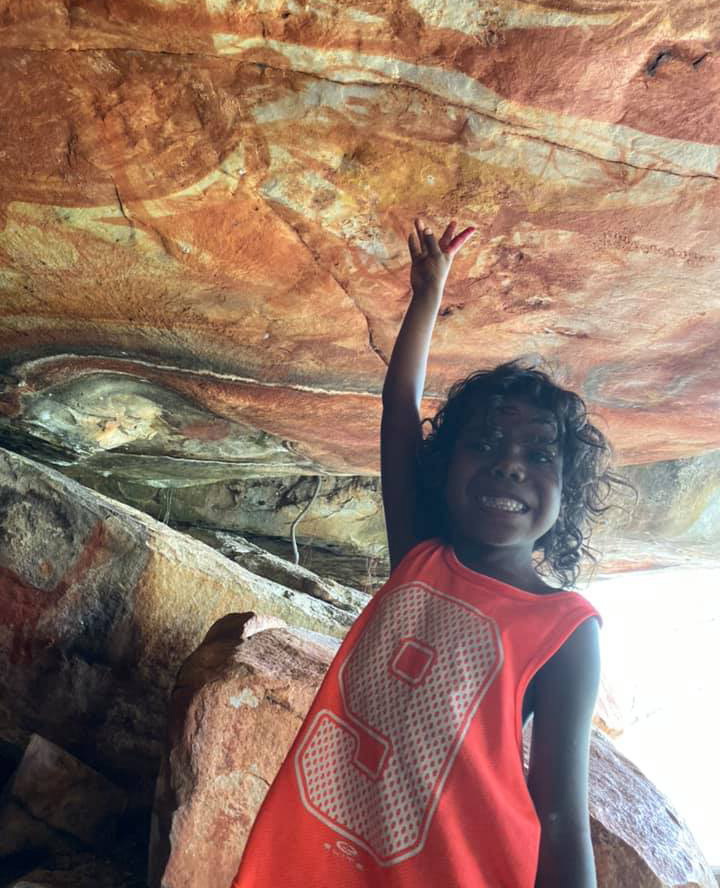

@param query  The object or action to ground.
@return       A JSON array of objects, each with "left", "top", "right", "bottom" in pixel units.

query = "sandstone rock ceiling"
[{"left": 0, "top": 0, "right": 719, "bottom": 566}]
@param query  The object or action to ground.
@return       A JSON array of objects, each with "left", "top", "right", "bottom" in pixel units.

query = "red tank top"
[{"left": 231, "top": 539, "right": 601, "bottom": 888}]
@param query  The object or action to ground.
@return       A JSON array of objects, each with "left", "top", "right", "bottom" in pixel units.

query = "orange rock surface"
[{"left": 1, "top": 0, "right": 719, "bottom": 475}]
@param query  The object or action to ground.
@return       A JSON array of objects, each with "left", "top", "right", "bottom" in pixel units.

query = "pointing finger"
[{"left": 447, "top": 226, "right": 476, "bottom": 255}]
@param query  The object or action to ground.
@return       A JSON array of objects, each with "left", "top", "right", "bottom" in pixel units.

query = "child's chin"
[{"left": 471, "top": 527, "right": 528, "bottom": 547}]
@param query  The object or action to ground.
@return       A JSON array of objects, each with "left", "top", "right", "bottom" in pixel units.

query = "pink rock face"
[
  {"left": 588, "top": 731, "right": 717, "bottom": 888},
  {"left": 0, "top": 447, "right": 356, "bottom": 802},
  {"left": 149, "top": 623, "right": 335, "bottom": 888},
  {"left": 0, "top": 0, "right": 718, "bottom": 475}
]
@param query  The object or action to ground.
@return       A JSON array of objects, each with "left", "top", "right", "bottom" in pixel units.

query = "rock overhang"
[{"left": 1, "top": 0, "right": 719, "bottom": 571}]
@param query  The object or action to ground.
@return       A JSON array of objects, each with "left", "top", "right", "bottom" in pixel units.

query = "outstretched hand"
[{"left": 408, "top": 218, "right": 476, "bottom": 297}]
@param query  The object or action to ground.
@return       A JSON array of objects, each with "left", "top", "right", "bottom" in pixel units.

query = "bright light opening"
[{"left": 584, "top": 567, "right": 719, "bottom": 866}]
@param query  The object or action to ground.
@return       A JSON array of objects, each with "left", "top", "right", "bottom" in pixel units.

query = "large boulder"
[
  {"left": 588, "top": 731, "right": 716, "bottom": 888},
  {"left": 148, "top": 619, "right": 336, "bottom": 888},
  {"left": 0, "top": 447, "right": 358, "bottom": 801}
]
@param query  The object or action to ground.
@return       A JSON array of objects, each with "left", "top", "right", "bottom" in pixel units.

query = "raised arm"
[{"left": 381, "top": 219, "right": 475, "bottom": 571}]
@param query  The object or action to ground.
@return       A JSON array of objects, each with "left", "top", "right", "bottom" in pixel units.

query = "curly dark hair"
[{"left": 415, "top": 360, "right": 632, "bottom": 588}]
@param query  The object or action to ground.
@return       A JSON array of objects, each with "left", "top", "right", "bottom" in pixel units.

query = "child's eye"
[{"left": 531, "top": 450, "right": 556, "bottom": 463}]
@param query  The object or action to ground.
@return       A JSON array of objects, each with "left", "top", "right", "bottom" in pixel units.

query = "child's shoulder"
[
  {"left": 381, "top": 536, "right": 446, "bottom": 583},
  {"left": 531, "top": 577, "right": 575, "bottom": 597}
]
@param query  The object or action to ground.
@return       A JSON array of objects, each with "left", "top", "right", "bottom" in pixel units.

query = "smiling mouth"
[{"left": 477, "top": 495, "right": 528, "bottom": 513}]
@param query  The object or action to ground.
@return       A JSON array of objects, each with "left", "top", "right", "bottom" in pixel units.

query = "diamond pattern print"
[{"left": 295, "top": 582, "right": 503, "bottom": 865}]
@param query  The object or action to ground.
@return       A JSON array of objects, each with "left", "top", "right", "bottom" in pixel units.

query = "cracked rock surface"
[
  {"left": 148, "top": 623, "right": 337, "bottom": 888},
  {"left": 0, "top": 447, "right": 360, "bottom": 806}
]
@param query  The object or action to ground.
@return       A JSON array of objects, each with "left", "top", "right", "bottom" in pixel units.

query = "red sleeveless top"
[{"left": 231, "top": 539, "right": 601, "bottom": 888}]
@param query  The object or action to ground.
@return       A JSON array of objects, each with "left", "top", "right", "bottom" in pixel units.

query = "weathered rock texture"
[
  {"left": 0, "top": 447, "right": 358, "bottom": 801},
  {"left": 187, "top": 528, "right": 372, "bottom": 608},
  {"left": 588, "top": 731, "right": 717, "bottom": 888},
  {"left": 0, "top": 2, "right": 718, "bottom": 876},
  {"left": 0, "top": 734, "right": 127, "bottom": 857},
  {"left": 154, "top": 623, "right": 716, "bottom": 888},
  {"left": 192, "top": 527, "right": 389, "bottom": 594},
  {"left": 1, "top": 1, "right": 719, "bottom": 569},
  {"left": 149, "top": 621, "right": 336, "bottom": 888},
  {"left": 46, "top": 446, "right": 720, "bottom": 585}
]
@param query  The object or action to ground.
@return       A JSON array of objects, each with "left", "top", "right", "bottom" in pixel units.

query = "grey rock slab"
[
  {"left": 6, "top": 734, "right": 127, "bottom": 849},
  {"left": 0, "top": 447, "right": 357, "bottom": 800},
  {"left": 187, "top": 527, "right": 371, "bottom": 615}
]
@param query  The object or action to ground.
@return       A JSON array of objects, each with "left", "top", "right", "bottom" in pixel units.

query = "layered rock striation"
[
  {"left": 1, "top": 0, "right": 719, "bottom": 489},
  {"left": 0, "top": 3, "right": 719, "bottom": 881}
]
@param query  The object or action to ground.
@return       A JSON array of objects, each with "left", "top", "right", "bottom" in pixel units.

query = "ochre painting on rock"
[{"left": 1, "top": 0, "right": 719, "bottom": 480}]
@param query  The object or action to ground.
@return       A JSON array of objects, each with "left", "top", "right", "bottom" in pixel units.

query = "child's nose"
[{"left": 490, "top": 455, "right": 527, "bottom": 483}]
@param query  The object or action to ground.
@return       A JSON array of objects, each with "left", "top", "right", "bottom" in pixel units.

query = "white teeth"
[{"left": 479, "top": 496, "right": 526, "bottom": 513}]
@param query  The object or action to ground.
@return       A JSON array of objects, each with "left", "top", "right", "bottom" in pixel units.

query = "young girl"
[{"left": 232, "top": 219, "right": 621, "bottom": 888}]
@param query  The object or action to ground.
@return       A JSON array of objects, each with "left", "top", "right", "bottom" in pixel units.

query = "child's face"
[{"left": 444, "top": 397, "right": 563, "bottom": 553}]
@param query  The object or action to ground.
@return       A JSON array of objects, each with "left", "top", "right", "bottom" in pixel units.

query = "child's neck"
[{"left": 450, "top": 539, "right": 559, "bottom": 595}]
